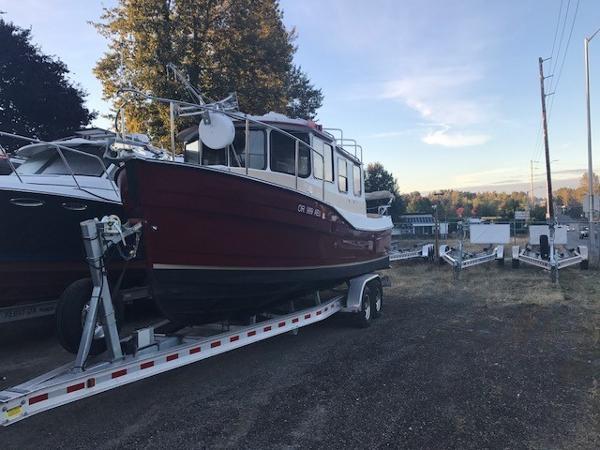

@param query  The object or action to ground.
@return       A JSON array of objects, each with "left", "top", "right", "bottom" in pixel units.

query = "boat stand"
[
  {"left": 389, "top": 243, "right": 434, "bottom": 262},
  {"left": 439, "top": 244, "right": 504, "bottom": 279},
  {"left": 0, "top": 219, "right": 384, "bottom": 426},
  {"left": 511, "top": 223, "right": 588, "bottom": 283}
]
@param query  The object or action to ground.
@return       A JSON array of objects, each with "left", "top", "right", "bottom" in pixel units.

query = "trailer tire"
[
  {"left": 369, "top": 280, "right": 383, "bottom": 319},
  {"left": 353, "top": 287, "right": 372, "bottom": 328},
  {"left": 581, "top": 259, "right": 589, "bottom": 270},
  {"left": 56, "top": 278, "right": 120, "bottom": 355},
  {"left": 512, "top": 259, "right": 520, "bottom": 269}
]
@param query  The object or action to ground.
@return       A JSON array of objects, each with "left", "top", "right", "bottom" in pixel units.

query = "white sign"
[
  {"left": 515, "top": 210, "right": 529, "bottom": 220},
  {"left": 528, "top": 225, "right": 567, "bottom": 245},
  {"left": 469, "top": 224, "right": 511, "bottom": 244}
]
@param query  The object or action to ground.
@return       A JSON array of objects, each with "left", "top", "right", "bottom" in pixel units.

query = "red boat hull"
[{"left": 119, "top": 159, "right": 391, "bottom": 324}]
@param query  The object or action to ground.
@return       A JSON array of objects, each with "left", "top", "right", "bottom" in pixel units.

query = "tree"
[
  {"left": 285, "top": 66, "right": 323, "bottom": 120},
  {"left": 364, "top": 162, "right": 404, "bottom": 218},
  {"left": 0, "top": 18, "right": 95, "bottom": 149},
  {"left": 364, "top": 162, "right": 398, "bottom": 195},
  {"left": 93, "top": 0, "right": 323, "bottom": 146}
]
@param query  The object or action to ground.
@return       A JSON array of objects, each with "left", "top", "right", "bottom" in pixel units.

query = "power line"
[
  {"left": 548, "top": 0, "right": 571, "bottom": 92},
  {"left": 531, "top": 0, "right": 566, "bottom": 163},
  {"left": 547, "top": 0, "right": 580, "bottom": 118}
]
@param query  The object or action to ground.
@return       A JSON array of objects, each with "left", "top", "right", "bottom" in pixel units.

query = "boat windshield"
[{"left": 16, "top": 144, "right": 110, "bottom": 177}]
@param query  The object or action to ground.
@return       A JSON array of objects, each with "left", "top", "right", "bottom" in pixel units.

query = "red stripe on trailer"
[
  {"left": 28, "top": 393, "right": 48, "bottom": 405},
  {"left": 86, "top": 378, "right": 96, "bottom": 388},
  {"left": 166, "top": 354, "right": 179, "bottom": 362},
  {"left": 66, "top": 382, "right": 85, "bottom": 393},
  {"left": 189, "top": 347, "right": 201, "bottom": 355},
  {"left": 264, "top": 326, "right": 272, "bottom": 332},
  {"left": 247, "top": 330, "right": 256, "bottom": 337},
  {"left": 112, "top": 369, "right": 127, "bottom": 379},
  {"left": 292, "top": 318, "right": 299, "bottom": 323},
  {"left": 278, "top": 321, "right": 286, "bottom": 328},
  {"left": 140, "top": 361, "right": 154, "bottom": 369},
  {"left": 230, "top": 335, "right": 239, "bottom": 342},
  {"left": 211, "top": 341, "right": 221, "bottom": 348},
  {"left": 305, "top": 314, "right": 311, "bottom": 319},
  {"left": 316, "top": 310, "right": 322, "bottom": 316}
]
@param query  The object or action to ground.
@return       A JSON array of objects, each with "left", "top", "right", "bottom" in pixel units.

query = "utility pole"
[
  {"left": 538, "top": 57, "right": 554, "bottom": 219},
  {"left": 584, "top": 28, "right": 600, "bottom": 263}
]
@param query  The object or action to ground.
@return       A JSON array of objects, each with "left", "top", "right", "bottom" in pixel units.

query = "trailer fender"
[
  {"left": 341, "top": 273, "right": 380, "bottom": 314},
  {"left": 511, "top": 246, "right": 520, "bottom": 268},
  {"left": 495, "top": 245, "right": 504, "bottom": 259}
]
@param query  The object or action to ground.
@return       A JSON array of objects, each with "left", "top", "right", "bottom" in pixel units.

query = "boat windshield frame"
[{"left": 0, "top": 131, "right": 119, "bottom": 198}]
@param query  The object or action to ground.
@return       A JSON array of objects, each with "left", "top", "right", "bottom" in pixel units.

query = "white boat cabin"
[{"left": 180, "top": 113, "right": 369, "bottom": 219}]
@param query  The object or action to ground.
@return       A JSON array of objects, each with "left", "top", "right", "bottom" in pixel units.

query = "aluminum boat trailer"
[
  {"left": 439, "top": 244, "right": 504, "bottom": 278},
  {"left": 389, "top": 242, "right": 434, "bottom": 262},
  {"left": 0, "top": 218, "right": 385, "bottom": 426},
  {"left": 511, "top": 224, "right": 588, "bottom": 283}
]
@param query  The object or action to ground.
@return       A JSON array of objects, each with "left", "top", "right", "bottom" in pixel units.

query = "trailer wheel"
[
  {"left": 353, "top": 288, "right": 372, "bottom": 328},
  {"left": 580, "top": 259, "right": 589, "bottom": 270},
  {"left": 369, "top": 280, "right": 383, "bottom": 319},
  {"left": 512, "top": 258, "right": 520, "bottom": 269},
  {"left": 56, "top": 278, "right": 120, "bottom": 355}
]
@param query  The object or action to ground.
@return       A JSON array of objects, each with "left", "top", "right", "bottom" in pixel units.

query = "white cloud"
[
  {"left": 422, "top": 129, "right": 490, "bottom": 147},
  {"left": 380, "top": 67, "right": 487, "bottom": 126}
]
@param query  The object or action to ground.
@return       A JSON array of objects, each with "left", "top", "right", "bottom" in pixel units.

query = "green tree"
[
  {"left": 364, "top": 162, "right": 398, "bottom": 195},
  {"left": 0, "top": 18, "right": 95, "bottom": 149},
  {"left": 93, "top": 0, "right": 323, "bottom": 146},
  {"left": 364, "top": 162, "right": 403, "bottom": 219}
]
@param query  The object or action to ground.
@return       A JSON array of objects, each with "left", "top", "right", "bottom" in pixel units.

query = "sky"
[{"left": 2, "top": 0, "right": 600, "bottom": 195}]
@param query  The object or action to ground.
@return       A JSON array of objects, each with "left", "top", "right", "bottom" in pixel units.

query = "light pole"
[{"left": 585, "top": 28, "right": 600, "bottom": 259}]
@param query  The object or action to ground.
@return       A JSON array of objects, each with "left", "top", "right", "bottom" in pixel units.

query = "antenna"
[{"left": 166, "top": 63, "right": 205, "bottom": 105}]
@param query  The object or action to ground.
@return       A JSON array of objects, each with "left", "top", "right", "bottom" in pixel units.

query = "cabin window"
[
  {"left": 184, "top": 140, "right": 200, "bottom": 164},
  {"left": 270, "top": 131, "right": 311, "bottom": 177},
  {"left": 201, "top": 144, "right": 227, "bottom": 166},
  {"left": 229, "top": 129, "right": 267, "bottom": 169},
  {"left": 353, "top": 164, "right": 362, "bottom": 196},
  {"left": 314, "top": 140, "right": 334, "bottom": 182},
  {"left": 17, "top": 146, "right": 108, "bottom": 177},
  {"left": 338, "top": 157, "right": 348, "bottom": 192}
]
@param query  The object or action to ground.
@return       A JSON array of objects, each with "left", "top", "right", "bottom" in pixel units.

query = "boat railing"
[
  {"left": 323, "top": 128, "right": 363, "bottom": 162},
  {"left": 121, "top": 89, "right": 328, "bottom": 202},
  {"left": 0, "top": 130, "right": 119, "bottom": 199}
]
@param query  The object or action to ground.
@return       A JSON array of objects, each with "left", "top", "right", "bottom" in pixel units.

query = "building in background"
[{"left": 396, "top": 213, "right": 448, "bottom": 237}]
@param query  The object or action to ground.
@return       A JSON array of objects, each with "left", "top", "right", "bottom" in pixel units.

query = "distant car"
[{"left": 580, "top": 227, "right": 589, "bottom": 239}]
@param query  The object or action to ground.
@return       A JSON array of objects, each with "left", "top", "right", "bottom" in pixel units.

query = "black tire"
[
  {"left": 581, "top": 259, "right": 589, "bottom": 270},
  {"left": 369, "top": 280, "right": 383, "bottom": 319},
  {"left": 512, "top": 258, "right": 520, "bottom": 269},
  {"left": 497, "top": 257, "right": 504, "bottom": 267},
  {"left": 55, "top": 278, "right": 120, "bottom": 355},
  {"left": 353, "top": 287, "right": 372, "bottom": 328},
  {"left": 540, "top": 235, "right": 550, "bottom": 260}
]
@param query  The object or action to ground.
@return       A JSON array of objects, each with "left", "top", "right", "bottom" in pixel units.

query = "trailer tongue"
[{"left": 1, "top": 217, "right": 384, "bottom": 426}]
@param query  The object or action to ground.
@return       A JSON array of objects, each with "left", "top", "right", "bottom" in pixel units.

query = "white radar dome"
[{"left": 198, "top": 112, "right": 235, "bottom": 149}]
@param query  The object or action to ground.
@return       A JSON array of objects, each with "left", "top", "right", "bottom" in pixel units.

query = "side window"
[
  {"left": 338, "top": 157, "right": 348, "bottom": 192},
  {"left": 184, "top": 140, "right": 200, "bottom": 165},
  {"left": 353, "top": 164, "right": 361, "bottom": 196},
  {"left": 270, "top": 131, "right": 310, "bottom": 177},
  {"left": 201, "top": 143, "right": 227, "bottom": 166},
  {"left": 230, "top": 129, "right": 266, "bottom": 169},
  {"left": 314, "top": 141, "right": 334, "bottom": 182}
]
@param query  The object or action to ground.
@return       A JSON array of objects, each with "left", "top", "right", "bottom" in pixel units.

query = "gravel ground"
[{"left": 0, "top": 263, "right": 599, "bottom": 449}]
